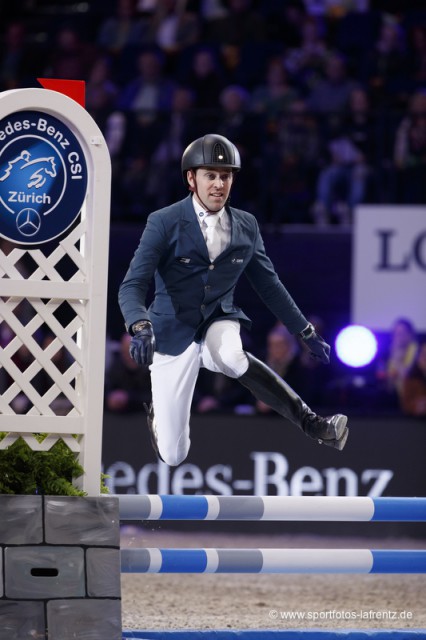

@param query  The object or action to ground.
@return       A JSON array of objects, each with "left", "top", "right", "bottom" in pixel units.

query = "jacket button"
[
  {"left": 208, "top": 264, "right": 215, "bottom": 270},
  {"left": 205, "top": 285, "right": 211, "bottom": 290},
  {"left": 201, "top": 304, "right": 206, "bottom": 310}
]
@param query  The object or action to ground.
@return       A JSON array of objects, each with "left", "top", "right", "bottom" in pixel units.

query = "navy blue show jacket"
[{"left": 118, "top": 195, "right": 308, "bottom": 356}]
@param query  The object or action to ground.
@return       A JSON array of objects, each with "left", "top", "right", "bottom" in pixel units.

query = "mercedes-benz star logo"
[{"left": 16, "top": 208, "right": 42, "bottom": 236}]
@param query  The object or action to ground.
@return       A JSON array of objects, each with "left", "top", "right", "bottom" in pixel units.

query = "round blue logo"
[{"left": 0, "top": 110, "right": 88, "bottom": 245}]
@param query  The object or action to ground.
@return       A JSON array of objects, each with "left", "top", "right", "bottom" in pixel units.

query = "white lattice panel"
[{"left": 0, "top": 223, "right": 86, "bottom": 420}]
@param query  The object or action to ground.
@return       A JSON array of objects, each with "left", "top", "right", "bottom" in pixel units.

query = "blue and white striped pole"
[
  {"left": 121, "top": 548, "right": 426, "bottom": 574},
  {"left": 118, "top": 495, "right": 426, "bottom": 522}
]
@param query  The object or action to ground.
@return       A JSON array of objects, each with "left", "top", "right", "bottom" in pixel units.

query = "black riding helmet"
[{"left": 181, "top": 134, "right": 241, "bottom": 187}]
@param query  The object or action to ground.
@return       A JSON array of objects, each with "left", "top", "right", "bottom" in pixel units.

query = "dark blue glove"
[
  {"left": 299, "top": 324, "right": 330, "bottom": 364},
  {"left": 129, "top": 321, "right": 156, "bottom": 366}
]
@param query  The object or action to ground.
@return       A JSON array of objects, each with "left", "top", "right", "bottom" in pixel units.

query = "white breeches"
[{"left": 149, "top": 319, "right": 249, "bottom": 466}]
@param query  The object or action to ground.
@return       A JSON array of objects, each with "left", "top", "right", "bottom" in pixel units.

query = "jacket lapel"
[
  {"left": 179, "top": 196, "right": 209, "bottom": 259},
  {"left": 219, "top": 206, "right": 241, "bottom": 256}
]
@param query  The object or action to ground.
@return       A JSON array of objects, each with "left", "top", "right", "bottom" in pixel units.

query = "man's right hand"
[{"left": 129, "top": 321, "right": 156, "bottom": 366}]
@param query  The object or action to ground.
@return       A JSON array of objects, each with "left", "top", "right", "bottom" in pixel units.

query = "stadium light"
[{"left": 335, "top": 325, "right": 378, "bottom": 368}]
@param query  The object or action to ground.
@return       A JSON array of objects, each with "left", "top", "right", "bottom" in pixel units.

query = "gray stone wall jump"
[{"left": 0, "top": 495, "right": 122, "bottom": 640}]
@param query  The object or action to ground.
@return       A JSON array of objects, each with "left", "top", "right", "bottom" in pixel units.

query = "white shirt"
[{"left": 192, "top": 198, "right": 231, "bottom": 260}]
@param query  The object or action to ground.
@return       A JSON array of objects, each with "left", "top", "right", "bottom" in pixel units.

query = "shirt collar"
[{"left": 192, "top": 196, "right": 225, "bottom": 225}]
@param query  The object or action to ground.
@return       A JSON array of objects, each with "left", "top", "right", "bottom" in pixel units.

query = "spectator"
[
  {"left": 105, "top": 333, "right": 151, "bottom": 413},
  {"left": 116, "top": 48, "right": 176, "bottom": 191},
  {"left": 393, "top": 90, "right": 426, "bottom": 204},
  {"left": 360, "top": 13, "right": 409, "bottom": 109},
  {"left": 103, "top": 110, "right": 130, "bottom": 219},
  {"left": 258, "top": 317, "right": 332, "bottom": 411},
  {"left": 400, "top": 340, "right": 426, "bottom": 418},
  {"left": 219, "top": 44, "right": 243, "bottom": 86},
  {"left": 261, "top": 97, "right": 321, "bottom": 224},
  {"left": 145, "top": 85, "right": 204, "bottom": 209},
  {"left": 407, "top": 24, "right": 426, "bottom": 91},
  {"left": 193, "top": 368, "right": 256, "bottom": 415},
  {"left": 97, "top": 0, "right": 153, "bottom": 53},
  {"left": 285, "top": 15, "right": 331, "bottom": 96},
  {"left": 255, "top": 324, "right": 303, "bottom": 415},
  {"left": 311, "top": 86, "right": 376, "bottom": 225},
  {"left": 85, "top": 55, "right": 120, "bottom": 129},
  {"left": 43, "top": 24, "right": 97, "bottom": 81},
  {"left": 116, "top": 47, "right": 176, "bottom": 119},
  {"left": 0, "top": 20, "right": 46, "bottom": 90},
  {"left": 192, "top": 370, "right": 227, "bottom": 414},
  {"left": 307, "top": 51, "right": 359, "bottom": 135},
  {"left": 104, "top": 110, "right": 128, "bottom": 160},
  {"left": 119, "top": 150, "right": 155, "bottom": 221},
  {"left": 375, "top": 317, "right": 419, "bottom": 410},
  {"left": 180, "top": 46, "right": 226, "bottom": 111},
  {"left": 201, "top": 0, "right": 270, "bottom": 89},
  {"left": 217, "top": 84, "right": 253, "bottom": 145},
  {"left": 250, "top": 56, "right": 300, "bottom": 131},
  {"left": 152, "top": 0, "right": 200, "bottom": 66}
]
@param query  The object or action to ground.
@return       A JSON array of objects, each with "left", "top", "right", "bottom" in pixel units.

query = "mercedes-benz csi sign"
[{"left": 0, "top": 110, "right": 88, "bottom": 244}]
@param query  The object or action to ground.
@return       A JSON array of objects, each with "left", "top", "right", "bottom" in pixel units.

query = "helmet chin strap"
[{"left": 188, "top": 169, "right": 232, "bottom": 213}]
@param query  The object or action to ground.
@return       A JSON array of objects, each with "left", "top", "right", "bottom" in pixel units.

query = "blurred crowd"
[
  {"left": 104, "top": 316, "right": 426, "bottom": 419},
  {"left": 2, "top": 1, "right": 426, "bottom": 225}
]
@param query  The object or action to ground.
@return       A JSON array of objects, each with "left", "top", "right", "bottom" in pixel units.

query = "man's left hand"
[{"left": 300, "top": 329, "right": 330, "bottom": 364}]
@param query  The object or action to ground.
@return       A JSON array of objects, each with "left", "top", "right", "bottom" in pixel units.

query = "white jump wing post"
[{"left": 0, "top": 87, "right": 111, "bottom": 495}]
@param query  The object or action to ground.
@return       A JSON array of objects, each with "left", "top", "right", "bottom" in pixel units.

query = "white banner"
[{"left": 352, "top": 205, "right": 426, "bottom": 332}]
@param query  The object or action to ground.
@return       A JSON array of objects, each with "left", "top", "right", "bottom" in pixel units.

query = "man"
[{"left": 118, "top": 134, "right": 348, "bottom": 466}]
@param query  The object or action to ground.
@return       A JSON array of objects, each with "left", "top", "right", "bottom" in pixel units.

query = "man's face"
[{"left": 188, "top": 167, "right": 233, "bottom": 212}]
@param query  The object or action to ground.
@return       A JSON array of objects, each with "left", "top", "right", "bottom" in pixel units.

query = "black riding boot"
[
  {"left": 238, "top": 352, "right": 349, "bottom": 450},
  {"left": 143, "top": 402, "right": 165, "bottom": 462}
]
